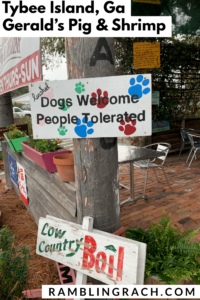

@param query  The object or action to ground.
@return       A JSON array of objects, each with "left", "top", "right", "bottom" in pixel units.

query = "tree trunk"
[
  {"left": 65, "top": 38, "right": 120, "bottom": 233},
  {"left": 0, "top": 92, "right": 14, "bottom": 127}
]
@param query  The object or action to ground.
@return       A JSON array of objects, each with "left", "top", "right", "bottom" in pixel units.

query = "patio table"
[{"left": 118, "top": 143, "right": 165, "bottom": 206}]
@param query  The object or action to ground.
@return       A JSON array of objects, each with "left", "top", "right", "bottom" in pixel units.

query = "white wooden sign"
[
  {"left": 36, "top": 216, "right": 146, "bottom": 285},
  {"left": 29, "top": 74, "right": 152, "bottom": 139}
]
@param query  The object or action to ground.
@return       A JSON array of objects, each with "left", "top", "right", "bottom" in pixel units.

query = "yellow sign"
[
  {"left": 133, "top": 42, "right": 160, "bottom": 69},
  {"left": 133, "top": 0, "right": 161, "bottom": 4}
]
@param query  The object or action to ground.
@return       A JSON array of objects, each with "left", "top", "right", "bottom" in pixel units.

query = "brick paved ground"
[{"left": 119, "top": 151, "right": 200, "bottom": 242}]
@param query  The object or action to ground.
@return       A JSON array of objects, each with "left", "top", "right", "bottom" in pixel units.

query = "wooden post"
[
  {"left": 2, "top": 140, "right": 13, "bottom": 187},
  {"left": 65, "top": 38, "right": 120, "bottom": 233},
  {"left": 0, "top": 92, "right": 14, "bottom": 128}
]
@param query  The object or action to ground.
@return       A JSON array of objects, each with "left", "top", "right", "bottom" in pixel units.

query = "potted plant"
[
  {"left": 21, "top": 137, "right": 72, "bottom": 173},
  {"left": 53, "top": 153, "right": 75, "bottom": 182},
  {"left": 4, "top": 124, "right": 29, "bottom": 153},
  {"left": 126, "top": 215, "right": 200, "bottom": 285}
]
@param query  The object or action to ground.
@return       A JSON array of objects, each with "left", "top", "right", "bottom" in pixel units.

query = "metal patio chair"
[
  {"left": 179, "top": 128, "right": 200, "bottom": 158},
  {"left": 133, "top": 143, "right": 171, "bottom": 198},
  {"left": 187, "top": 133, "right": 200, "bottom": 167},
  {"left": 179, "top": 128, "right": 192, "bottom": 156}
]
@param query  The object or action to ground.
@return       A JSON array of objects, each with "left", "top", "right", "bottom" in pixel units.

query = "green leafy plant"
[
  {"left": 115, "top": 36, "right": 200, "bottom": 122},
  {"left": 0, "top": 225, "right": 31, "bottom": 299},
  {"left": 126, "top": 215, "right": 200, "bottom": 284},
  {"left": 5, "top": 124, "right": 27, "bottom": 139},
  {"left": 29, "top": 136, "right": 61, "bottom": 153},
  {"left": 0, "top": 151, "right": 2, "bottom": 161}
]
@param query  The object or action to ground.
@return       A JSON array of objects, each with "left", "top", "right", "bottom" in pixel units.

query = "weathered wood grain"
[
  {"left": 0, "top": 92, "right": 14, "bottom": 128},
  {"left": 28, "top": 164, "right": 76, "bottom": 216},
  {"left": 12, "top": 180, "right": 19, "bottom": 196},
  {"left": 53, "top": 173, "right": 76, "bottom": 193},
  {"left": 7, "top": 146, "right": 76, "bottom": 215},
  {"left": 46, "top": 215, "right": 146, "bottom": 285},
  {"left": 12, "top": 180, "right": 40, "bottom": 224},
  {"left": 27, "top": 183, "right": 54, "bottom": 214},
  {"left": 26, "top": 174, "right": 77, "bottom": 222},
  {"left": 76, "top": 216, "right": 94, "bottom": 291},
  {"left": 50, "top": 182, "right": 76, "bottom": 216},
  {"left": 66, "top": 38, "right": 121, "bottom": 233},
  {"left": 2, "top": 141, "right": 13, "bottom": 187},
  {"left": 28, "top": 205, "right": 40, "bottom": 225},
  {"left": 28, "top": 188, "right": 49, "bottom": 218}
]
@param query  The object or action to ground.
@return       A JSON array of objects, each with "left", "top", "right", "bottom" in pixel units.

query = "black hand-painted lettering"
[
  {"left": 60, "top": 266, "right": 73, "bottom": 284},
  {"left": 90, "top": 38, "right": 114, "bottom": 66}
]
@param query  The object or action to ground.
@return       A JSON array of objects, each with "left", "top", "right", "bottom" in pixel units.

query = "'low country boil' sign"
[
  {"left": 36, "top": 216, "right": 146, "bottom": 285},
  {"left": 29, "top": 74, "right": 152, "bottom": 139}
]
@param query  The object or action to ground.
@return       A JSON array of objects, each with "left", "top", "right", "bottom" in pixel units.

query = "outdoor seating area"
[{"left": 119, "top": 150, "right": 200, "bottom": 243}]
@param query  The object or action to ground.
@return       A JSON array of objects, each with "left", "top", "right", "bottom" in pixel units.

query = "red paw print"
[
  {"left": 119, "top": 117, "right": 136, "bottom": 136},
  {"left": 91, "top": 89, "right": 109, "bottom": 109}
]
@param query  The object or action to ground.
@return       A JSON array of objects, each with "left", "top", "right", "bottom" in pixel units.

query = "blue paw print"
[
  {"left": 128, "top": 75, "right": 150, "bottom": 99},
  {"left": 74, "top": 117, "right": 94, "bottom": 138}
]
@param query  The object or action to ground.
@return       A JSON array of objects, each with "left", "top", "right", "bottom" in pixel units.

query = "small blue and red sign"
[{"left": 8, "top": 153, "right": 18, "bottom": 186}]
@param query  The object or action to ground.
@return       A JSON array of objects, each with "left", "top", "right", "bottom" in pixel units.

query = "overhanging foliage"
[
  {"left": 115, "top": 37, "right": 200, "bottom": 121},
  {"left": 131, "top": 0, "right": 200, "bottom": 36}
]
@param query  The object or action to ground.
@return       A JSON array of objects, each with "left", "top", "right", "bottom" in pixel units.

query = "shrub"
[
  {"left": 0, "top": 225, "right": 31, "bottom": 299},
  {"left": 126, "top": 215, "right": 200, "bottom": 284}
]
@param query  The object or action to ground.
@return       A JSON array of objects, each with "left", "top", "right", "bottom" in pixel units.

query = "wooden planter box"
[
  {"left": 21, "top": 141, "right": 72, "bottom": 173},
  {"left": 4, "top": 133, "right": 29, "bottom": 153}
]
